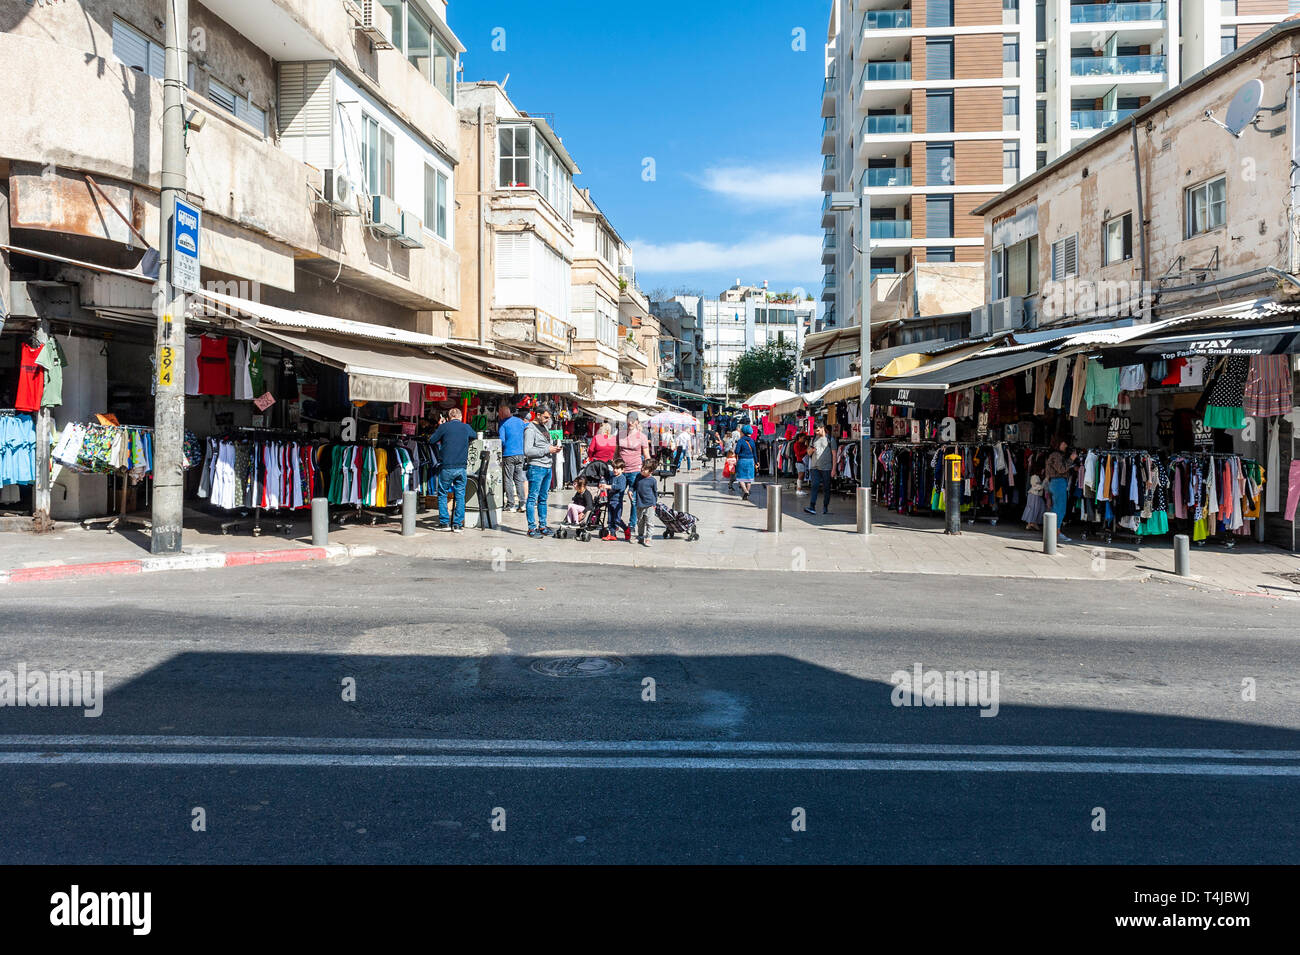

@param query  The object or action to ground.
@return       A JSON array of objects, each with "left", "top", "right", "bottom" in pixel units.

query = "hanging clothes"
[
  {"left": 197, "top": 335, "right": 232, "bottom": 396},
  {"left": 1202, "top": 356, "right": 1249, "bottom": 430},
  {"left": 1243, "top": 354, "right": 1292, "bottom": 418},
  {"left": 15, "top": 343, "right": 45, "bottom": 412}
]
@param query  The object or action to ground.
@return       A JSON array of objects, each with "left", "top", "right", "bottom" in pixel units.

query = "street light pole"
[
  {"left": 150, "top": 0, "right": 190, "bottom": 554},
  {"left": 857, "top": 191, "right": 872, "bottom": 535}
]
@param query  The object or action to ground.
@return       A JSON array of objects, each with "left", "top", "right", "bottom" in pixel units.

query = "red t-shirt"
[
  {"left": 588, "top": 433, "right": 618, "bottom": 463},
  {"left": 15, "top": 343, "right": 45, "bottom": 412},
  {"left": 197, "top": 335, "right": 231, "bottom": 396}
]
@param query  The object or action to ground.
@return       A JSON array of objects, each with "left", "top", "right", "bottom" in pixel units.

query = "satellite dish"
[{"left": 1224, "top": 79, "right": 1264, "bottom": 136}]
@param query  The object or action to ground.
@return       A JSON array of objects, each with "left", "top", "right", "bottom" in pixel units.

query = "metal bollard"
[
  {"left": 674, "top": 482, "right": 689, "bottom": 514},
  {"left": 856, "top": 487, "right": 872, "bottom": 536},
  {"left": 1043, "top": 511, "right": 1058, "bottom": 556},
  {"left": 402, "top": 490, "right": 417, "bottom": 537},
  {"left": 1173, "top": 533, "right": 1191, "bottom": 577},
  {"left": 944, "top": 453, "right": 962, "bottom": 536},
  {"left": 311, "top": 497, "right": 329, "bottom": 546},
  {"left": 766, "top": 484, "right": 782, "bottom": 533}
]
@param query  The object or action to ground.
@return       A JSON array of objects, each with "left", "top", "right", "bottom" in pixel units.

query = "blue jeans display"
[
  {"left": 1048, "top": 477, "right": 1069, "bottom": 529},
  {"left": 437, "top": 467, "right": 467, "bottom": 528},
  {"left": 526, "top": 464, "right": 551, "bottom": 530},
  {"left": 809, "top": 468, "right": 831, "bottom": 511}
]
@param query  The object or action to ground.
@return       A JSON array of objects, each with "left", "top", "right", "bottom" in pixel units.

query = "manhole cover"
[
  {"left": 1097, "top": 550, "right": 1138, "bottom": 562},
  {"left": 1265, "top": 571, "right": 1300, "bottom": 585},
  {"left": 529, "top": 656, "right": 626, "bottom": 678}
]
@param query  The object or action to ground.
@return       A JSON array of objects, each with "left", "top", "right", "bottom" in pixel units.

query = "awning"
[
  {"left": 592, "top": 379, "right": 658, "bottom": 407},
  {"left": 771, "top": 394, "right": 808, "bottom": 417},
  {"left": 819, "top": 376, "right": 863, "bottom": 405},
  {"left": 445, "top": 349, "right": 578, "bottom": 394},
  {"left": 872, "top": 347, "right": 1063, "bottom": 397},
  {"left": 877, "top": 339, "right": 998, "bottom": 379},
  {"left": 802, "top": 319, "right": 901, "bottom": 360},
  {"left": 235, "top": 324, "right": 510, "bottom": 395},
  {"left": 574, "top": 403, "right": 625, "bottom": 424},
  {"left": 1094, "top": 324, "right": 1300, "bottom": 366}
]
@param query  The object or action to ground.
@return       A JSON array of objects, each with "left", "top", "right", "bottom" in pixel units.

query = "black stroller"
[
  {"left": 555, "top": 460, "right": 611, "bottom": 542},
  {"left": 654, "top": 502, "right": 700, "bottom": 542}
]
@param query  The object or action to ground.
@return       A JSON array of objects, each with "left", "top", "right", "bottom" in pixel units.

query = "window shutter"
[
  {"left": 278, "top": 63, "right": 332, "bottom": 167},
  {"left": 926, "top": 92, "right": 953, "bottom": 133},
  {"left": 926, "top": 144, "right": 953, "bottom": 185},
  {"left": 926, "top": 39, "right": 953, "bottom": 80},
  {"left": 927, "top": 0, "right": 953, "bottom": 27},
  {"left": 1122, "top": 215, "right": 1133, "bottom": 260},
  {"left": 926, "top": 197, "right": 954, "bottom": 239},
  {"left": 1066, "top": 234, "right": 1077, "bottom": 276},
  {"left": 236, "top": 98, "right": 266, "bottom": 135},
  {"left": 112, "top": 20, "right": 151, "bottom": 74}
]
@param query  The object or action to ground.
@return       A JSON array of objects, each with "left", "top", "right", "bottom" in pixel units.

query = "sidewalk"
[{"left": 2, "top": 467, "right": 1298, "bottom": 596}]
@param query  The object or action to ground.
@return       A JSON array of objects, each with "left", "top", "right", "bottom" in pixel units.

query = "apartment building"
[
  {"left": 616, "top": 245, "right": 658, "bottom": 389},
  {"left": 651, "top": 296, "right": 706, "bottom": 405},
  {"left": 569, "top": 187, "right": 624, "bottom": 387},
  {"left": 700, "top": 283, "right": 813, "bottom": 399},
  {"left": 0, "top": 0, "right": 475, "bottom": 519}
]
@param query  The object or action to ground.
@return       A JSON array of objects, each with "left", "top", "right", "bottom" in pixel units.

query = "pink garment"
[
  {"left": 1286, "top": 460, "right": 1300, "bottom": 523},
  {"left": 1172, "top": 464, "right": 1185, "bottom": 520}
]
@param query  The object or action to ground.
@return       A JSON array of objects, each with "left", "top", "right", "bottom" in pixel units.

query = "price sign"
[
  {"left": 1193, "top": 418, "right": 1215, "bottom": 449},
  {"left": 1107, "top": 412, "right": 1132, "bottom": 445},
  {"left": 158, "top": 345, "right": 175, "bottom": 388}
]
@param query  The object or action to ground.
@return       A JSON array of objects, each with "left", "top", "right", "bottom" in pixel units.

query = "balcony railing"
[
  {"left": 822, "top": 193, "right": 833, "bottom": 213},
  {"left": 824, "top": 273, "right": 838, "bottom": 288},
  {"left": 864, "top": 61, "right": 912, "bottom": 82},
  {"left": 823, "top": 155, "right": 836, "bottom": 175},
  {"left": 1070, "top": 3, "right": 1166, "bottom": 23},
  {"left": 864, "top": 167, "right": 912, "bottom": 187},
  {"left": 1070, "top": 54, "right": 1165, "bottom": 76},
  {"left": 871, "top": 268, "right": 899, "bottom": 281},
  {"left": 1069, "top": 107, "right": 1136, "bottom": 129},
  {"left": 864, "top": 9, "right": 912, "bottom": 30},
  {"left": 823, "top": 232, "right": 837, "bottom": 251},
  {"left": 870, "top": 220, "right": 912, "bottom": 239},
  {"left": 822, "top": 73, "right": 837, "bottom": 98},
  {"left": 861, "top": 113, "right": 912, "bottom": 135},
  {"left": 822, "top": 116, "right": 837, "bottom": 136}
]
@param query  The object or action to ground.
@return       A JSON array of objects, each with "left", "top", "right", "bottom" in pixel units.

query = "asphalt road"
[{"left": 0, "top": 557, "right": 1297, "bottom": 864}]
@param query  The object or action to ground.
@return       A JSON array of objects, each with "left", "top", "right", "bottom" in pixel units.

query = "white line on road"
[{"left": 0, "top": 751, "right": 1297, "bottom": 775}]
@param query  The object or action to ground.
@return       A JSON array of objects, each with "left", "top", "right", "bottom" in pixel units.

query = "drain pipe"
[
  {"left": 477, "top": 104, "right": 487, "bottom": 348},
  {"left": 1130, "top": 117, "right": 1150, "bottom": 317}
]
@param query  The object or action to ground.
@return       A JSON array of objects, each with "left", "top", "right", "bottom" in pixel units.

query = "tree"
[{"left": 727, "top": 339, "right": 798, "bottom": 397}]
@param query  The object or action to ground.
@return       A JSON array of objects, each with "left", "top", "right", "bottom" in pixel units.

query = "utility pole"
[{"left": 150, "top": 0, "right": 189, "bottom": 554}]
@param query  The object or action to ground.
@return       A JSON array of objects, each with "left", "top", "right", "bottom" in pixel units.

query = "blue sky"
[{"left": 447, "top": 0, "right": 827, "bottom": 302}]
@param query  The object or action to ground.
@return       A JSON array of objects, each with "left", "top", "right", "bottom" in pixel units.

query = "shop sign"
[
  {"left": 253, "top": 392, "right": 276, "bottom": 412},
  {"left": 1193, "top": 418, "right": 1215, "bottom": 449},
  {"left": 1107, "top": 412, "right": 1132, "bottom": 445},
  {"left": 976, "top": 411, "right": 989, "bottom": 440},
  {"left": 425, "top": 385, "right": 448, "bottom": 402},
  {"left": 940, "top": 417, "right": 957, "bottom": 442}
]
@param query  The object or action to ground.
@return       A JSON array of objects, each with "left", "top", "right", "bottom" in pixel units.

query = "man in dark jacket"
[{"left": 429, "top": 408, "right": 478, "bottom": 532}]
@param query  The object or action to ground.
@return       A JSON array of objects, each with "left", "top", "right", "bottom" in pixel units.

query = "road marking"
[{"left": 0, "top": 751, "right": 1297, "bottom": 775}]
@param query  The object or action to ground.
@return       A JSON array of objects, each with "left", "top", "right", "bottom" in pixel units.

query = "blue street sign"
[{"left": 172, "top": 198, "right": 201, "bottom": 293}]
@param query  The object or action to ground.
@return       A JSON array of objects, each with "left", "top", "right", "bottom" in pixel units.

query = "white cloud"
[
  {"left": 695, "top": 163, "right": 821, "bottom": 205},
  {"left": 632, "top": 234, "right": 821, "bottom": 276}
]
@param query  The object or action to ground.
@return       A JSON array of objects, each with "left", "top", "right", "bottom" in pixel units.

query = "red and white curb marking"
[{"left": 0, "top": 544, "right": 377, "bottom": 585}]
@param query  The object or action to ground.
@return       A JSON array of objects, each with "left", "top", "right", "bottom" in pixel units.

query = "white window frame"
[
  {"left": 424, "top": 163, "right": 449, "bottom": 241},
  {"left": 1102, "top": 212, "right": 1132, "bottom": 266},
  {"left": 1185, "top": 176, "right": 1226, "bottom": 238},
  {"left": 498, "top": 124, "right": 572, "bottom": 222},
  {"left": 362, "top": 113, "right": 396, "bottom": 200},
  {"left": 1051, "top": 234, "right": 1078, "bottom": 281}
]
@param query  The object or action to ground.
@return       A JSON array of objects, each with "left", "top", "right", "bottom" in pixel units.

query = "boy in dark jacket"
[
  {"left": 601, "top": 460, "right": 630, "bottom": 541},
  {"left": 631, "top": 462, "right": 659, "bottom": 546}
]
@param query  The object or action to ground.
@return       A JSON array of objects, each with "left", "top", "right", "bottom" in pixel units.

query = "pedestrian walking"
[
  {"left": 1044, "top": 436, "right": 1078, "bottom": 542},
  {"left": 792, "top": 431, "right": 809, "bottom": 495},
  {"left": 734, "top": 424, "right": 758, "bottom": 500},
  {"left": 617, "top": 411, "right": 650, "bottom": 528},
  {"left": 497, "top": 402, "right": 527, "bottom": 513},
  {"left": 429, "top": 408, "right": 478, "bottom": 532},
  {"left": 803, "top": 424, "right": 834, "bottom": 515},
  {"left": 632, "top": 462, "right": 659, "bottom": 545},
  {"left": 674, "top": 429, "right": 693, "bottom": 471},
  {"left": 524, "top": 408, "right": 562, "bottom": 538},
  {"left": 601, "top": 460, "right": 631, "bottom": 541}
]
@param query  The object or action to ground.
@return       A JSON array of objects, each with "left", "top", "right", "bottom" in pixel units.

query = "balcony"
[
  {"left": 821, "top": 272, "right": 838, "bottom": 301},
  {"left": 870, "top": 220, "right": 912, "bottom": 239},
  {"left": 1070, "top": 3, "right": 1166, "bottom": 24},
  {"left": 620, "top": 339, "right": 649, "bottom": 369},
  {"left": 864, "top": 61, "right": 912, "bottom": 82},
  {"left": 1070, "top": 54, "right": 1165, "bottom": 77},
  {"left": 821, "top": 193, "right": 837, "bottom": 228},
  {"left": 863, "top": 10, "right": 912, "bottom": 30},
  {"left": 821, "top": 116, "right": 838, "bottom": 154},
  {"left": 861, "top": 113, "right": 912, "bottom": 135},
  {"left": 863, "top": 167, "right": 912, "bottom": 188},
  {"left": 1069, "top": 107, "right": 1137, "bottom": 130},
  {"left": 822, "top": 154, "right": 837, "bottom": 191},
  {"left": 822, "top": 232, "right": 837, "bottom": 265},
  {"left": 822, "top": 69, "right": 838, "bottom": 118}
]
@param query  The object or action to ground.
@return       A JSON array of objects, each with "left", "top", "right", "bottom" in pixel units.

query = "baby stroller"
[
  {"left": 654, "top": 502, "right": 700, "bottom": 542},
  {"left": 555, "top": 460, "right": 610, "bottom": 541}
]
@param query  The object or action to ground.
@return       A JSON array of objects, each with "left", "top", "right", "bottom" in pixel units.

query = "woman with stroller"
[{"left": 734, "top": 424, "right": 758, "bottom": 501}]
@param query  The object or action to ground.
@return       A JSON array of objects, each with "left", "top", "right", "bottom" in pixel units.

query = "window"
[
  {"left": 1003, "top": 144, "right": 1019, "bottom": 169},
  {"left": 1003, "top": 91, "right": 1019, "bottom": 116},
  {"left": 499, "top": 124, "right": 572, "bottom": 220},
  {"left": 927, "top": 0, "right": 953, "bottom": 28},
  {"left": 1051, "top": 234, "right": 1078, "bottom": 281},
  {"left": 1037, "top": 149, "right": 1047, "bottom": 170},
  {"left": 205, "top": 79, "right": 267, "bottom": 135},
  {"left": 1186, "top": 176, "right": 1226, "bottom": 236},
  {"left": 424, "top": 164, "right": 448, "bottom": 239},
  {"left": 926, "top": 196, "right": 954, "bottom": 239},
  {"left": 1221, "top": 29, "right": 1237, "bottom": 57},
  {"left": 928, "top": 247, "right": 955, "bottom": 262},
  {"left": 383, "top": 1, "right": 456, "bottom": 104},
  {"left": 1003, "top": 38, "right": 1019, "bottom": 63},
  {"left": 926, "top": 143, "right": 954, "bottom": 185},
  {"left": 926, "top": 38, "right": 954, "bottom": 80},
  {"left": 1036, "top": 49, "right": 1046, "bottom": 93},
  {"left": 362, "top": 114, "right": 396, "bottom": 199},
  {"left": 1103, "top": 212, "right": 1133, "bottom": 265},
  {"left": 498, "top": 125, "right": 532, "bottom": 188},
  {"left": 1036, "top": 101, "right": 1047, "bottom": 144},
  {"left": 111, "top": 18, "right": 194, "bottom": 88},
  {"left": 926, "top": 90, "right": 954, "bottom": 133}
]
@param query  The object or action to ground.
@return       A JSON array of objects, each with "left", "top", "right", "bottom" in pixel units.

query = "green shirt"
[{"left": 34, "top": 337, "right": 67, "bottom": 407}]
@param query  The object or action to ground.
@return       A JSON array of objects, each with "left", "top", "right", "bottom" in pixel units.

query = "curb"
[{"left": 0, "top": 544, "right": 378, "bottom": 585}]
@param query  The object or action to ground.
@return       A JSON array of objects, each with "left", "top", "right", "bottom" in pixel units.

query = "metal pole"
[
  {"left": 311, "top": 497, "right": 330, "bottom": 546},
  {"left": 674, "top": 481, "right": 689, "bottom": 514},
  {"left": 150, "top": 0, "right": 189, "bottom": 555},
  {"left": 944, "top": 453, "right": 962, "bottom": 535},
  {"left": 402, "top": 490, "right": 417, "bottom": 536},
  {"left": 1173, "top": 534, "right": 1191, "bottom": 577},
  {"left": 1043, "top": 511, "right": 1058, "bottom": 556},
  {"left": 857, "top": 191, "right": 872, "bottom": 536},
  {"left": 766, "top": 484, "right": 782, "bottom": 533}
]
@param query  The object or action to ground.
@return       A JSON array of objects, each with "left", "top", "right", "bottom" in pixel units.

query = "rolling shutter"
[
  {"left": 926, "top": 196, "right": 954, "bottom": 239},
  {"left": 278, "top": 62, "right": 333, "bottom": 168},
  {"left": 926, "top": 39, "right": 953, "bottom": 80},
  {"left": 926, "top": 144, "right": 954, "bottom": 186},
  {"left": 927, "top": 0, "right": 953, "bottom": 27}
]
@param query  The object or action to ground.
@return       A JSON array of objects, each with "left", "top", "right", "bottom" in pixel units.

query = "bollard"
[
  {"left": 311, "top": 497, "right": 329, "bottom": 546},
  {"left": 1173, "top": 533, "right": 1191, "bottom": 577},
  {"left": 766, "top": 484, "right": 782, "bottom": 533},
  {"left": 1043, "top": 511, "right": 1058, "bottom": 556},
  {"left": 856, "top": 487, "right": 872, "bottom": 536},
  {"left": 674, "top": 482, "right": 689, "bottom": 514},
  {"left": 402, "top": 490, "right": 417, "bottom": 537},
  {"left": 944, "top": 453, "right": 963, "bottom": 536}
]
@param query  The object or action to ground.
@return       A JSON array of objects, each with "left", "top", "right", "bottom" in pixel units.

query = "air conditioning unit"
[
  {"left": 358, "top": 0, "right": 395, "bottom": 49},
  {"left": 342, "top": 0, "right": 363, "bottom": 25},
  {"left": 396, "top": 210, "right": 425, "bottom": 249},
  {"left": 970, "top": 303, "right": 990, "bottom": 337},
  {"left": 1021, "top": 297, "right": 1040, "bottom": 331},
  {"left": 322, "top": 169, "right": 361, "bottom": 216},
  {"left": 370, "top": 194, "right": 402, "bottom": 237},
  {"left": 989, "top": 295, "right": 1025, "bottom": 333}
]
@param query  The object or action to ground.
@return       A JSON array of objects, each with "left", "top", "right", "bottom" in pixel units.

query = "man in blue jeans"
[
  {"left": 523, "top": 408, "right": 561, "bottom": 538},
  {"left": 803, "top": 425, "right": 834, "bottom": 516},
  {"left": 429, "top": 408, "right": 477, "bottom": 532}
]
